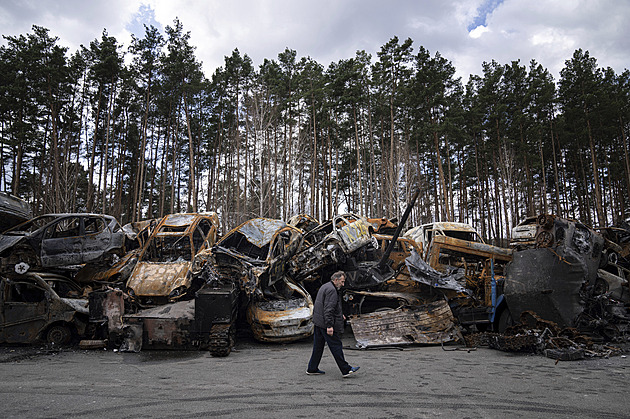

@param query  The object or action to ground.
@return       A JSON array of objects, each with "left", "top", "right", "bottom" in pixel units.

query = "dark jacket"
[{"left": 312, "top": 280, "right": 344, "bottom": 334}]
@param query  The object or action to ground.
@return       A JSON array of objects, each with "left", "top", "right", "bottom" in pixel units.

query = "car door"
[
  {"left": 82, "top": 216, "right": 112, "bottom": 263},
  {"left": 40, "top": 216, "right": 83, "bottom": 267},
  {"left": 1, "top": 277, "right": 49, "bottom": 343}
]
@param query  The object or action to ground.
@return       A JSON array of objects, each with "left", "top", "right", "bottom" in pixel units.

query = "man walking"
[{"left": 306, "top": 271, "right": 360, "bottom": 378}]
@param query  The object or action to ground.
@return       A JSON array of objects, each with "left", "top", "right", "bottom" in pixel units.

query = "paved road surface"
[{"left": 1, "top": 333, "right": 629, "bottom": 418}]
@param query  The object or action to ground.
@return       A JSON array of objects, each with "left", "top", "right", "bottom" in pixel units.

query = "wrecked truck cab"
[
  {"left": 0, "top": 272, "right": 89, "bottom": 345},
  {"left": 125, "top": 212, "right": 219, "bottom": 306},
  {"left": 0, "top": 213, "right": 125, "bottom": 274},
  {"left": 404, "top": 222, "right": 484, "bottom": 259},
  {"left": 504, "top": 215, "right": 605, "bottom": 327}
]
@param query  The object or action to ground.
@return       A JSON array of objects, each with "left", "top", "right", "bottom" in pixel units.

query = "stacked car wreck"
[{"left": 1, "top": 192, "right": 629, "bottom": 361}]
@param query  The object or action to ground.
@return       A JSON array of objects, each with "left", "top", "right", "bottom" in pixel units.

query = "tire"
[
  {"left": 496, "top": 308, "right": 513, "bottom": 334},
  {"left": 46, "top": 324, "right": 72, "bottom": 346}
]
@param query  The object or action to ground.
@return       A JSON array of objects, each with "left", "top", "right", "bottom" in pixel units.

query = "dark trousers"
[{"left": 307, "top": 326, "right": 350, "bottom": 374}]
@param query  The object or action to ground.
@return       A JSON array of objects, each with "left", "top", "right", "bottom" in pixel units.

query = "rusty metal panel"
[
  {"left": 427, "top": 235, "right": 513, "bottom": 269},
  {"left": 122, "top": 300, "right": 195, "bottom": 350},
  {"left": 349, "top": 300, "right": 459, "bottom": 348}
]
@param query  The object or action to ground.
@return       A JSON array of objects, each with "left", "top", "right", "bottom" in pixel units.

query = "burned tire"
[
  {"left": 535, "top": 230, "right": 554, "bottom": 248},
  {"left": 46, "top": 324, "right": 72, "bottom": 346},
  {"left": 496, "top": 308, "right": 513, "bottom": 334}
]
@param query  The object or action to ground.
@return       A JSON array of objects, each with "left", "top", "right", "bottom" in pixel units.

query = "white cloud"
[
  {"left": 0, "top": 0, "right": 627, "bottom": 84},
  {"left": 469, "top": 25, "right": 490, "bottom": 39}
]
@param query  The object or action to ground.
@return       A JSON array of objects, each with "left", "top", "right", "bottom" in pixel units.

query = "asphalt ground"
[{"left": 1, "top": 331, "right": 629, "bottom": 418}]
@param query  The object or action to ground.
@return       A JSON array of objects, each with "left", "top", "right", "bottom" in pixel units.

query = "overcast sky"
[{"left": 1, "top": 0, "right": 628, "bottom": 83}]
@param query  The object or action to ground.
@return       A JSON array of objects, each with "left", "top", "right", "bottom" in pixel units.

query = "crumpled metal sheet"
[
  {"left": 405, "top": 249, "right": 468, "bottom": 293},
  {"left": 349, "top": 300, "right": 459, "bottom": 348},
  {"left": 236, "top": 218, "right": 287, "bottom": 248}
]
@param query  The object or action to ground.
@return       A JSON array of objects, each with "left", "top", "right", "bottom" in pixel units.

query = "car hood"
[
  {"left": 60, "top": 298, "right": 89, "bottom": 314},
  {"left": 0, "top": 235, "right": 26, "bottom": 254},
  {"left": 127, "top": 261, "right": 190, "bottom": 297}
]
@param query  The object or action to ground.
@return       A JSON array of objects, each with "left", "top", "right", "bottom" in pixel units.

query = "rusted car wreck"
[
  {"left": 125, "top": 212, "right": 219, "bottom": 305},
  {"left": 210, "top": 218, "right": 313, "bottom": 343},
  {"left": 0, "top": 272, "right": 88, "bottom": 345}
]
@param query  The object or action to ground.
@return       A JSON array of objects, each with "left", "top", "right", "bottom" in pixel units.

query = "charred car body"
[
  {"left": 0, "top": 213, "right": 125, "bottom": 275},
  {"left": 125, "top": 213, "right": 219, "bottom": 306},
  {"left": 0, "top": 272, "right": 88, "bottom": 345},
  {"left": 289, "top": 213, "right": 377, "bottom": 285},
  {"left": 209, "top": 218, "right": 312, "bottom": 342}
]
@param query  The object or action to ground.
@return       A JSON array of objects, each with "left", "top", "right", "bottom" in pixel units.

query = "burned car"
[
  {"left": 289, "top": 214, "right": 377, "bottom": 283},
  {"left": 246, "top": 278, "right": 313, "bottom": 342},
  {"left": 125, "top": 213, "right": 219, "bottom": 306},
  {"left": 209, "top": 218, "right": 312, "bottom": 342},
  {"left": 213, "top": 218, "right": 303, "bottom": 297},
  {"left": 510, "top": 216, "right": 538, "bottom": 249},
  {"left": 597, "top": 219, "right": 630, "bottom": 267},
  {"left": 0, "top": 272, "right": 89, "bottom": 345},
  {"left": 0, "top": 213, "right": 125, "bottom": 275}
]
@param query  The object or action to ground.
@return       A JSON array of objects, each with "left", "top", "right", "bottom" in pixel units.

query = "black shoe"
[
  {"left": 306, "top": 369, "right": 325, "bottom": 375},
  {"left": 342, "top": 366, "right": 359, "bottom": 377}
]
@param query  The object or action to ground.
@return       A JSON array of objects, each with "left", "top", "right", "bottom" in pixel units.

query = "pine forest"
[{"left": 1, "top": 21, "right": 629, "bottom": 242}]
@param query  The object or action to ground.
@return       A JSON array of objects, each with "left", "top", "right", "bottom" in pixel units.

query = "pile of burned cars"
[
  {"left": 0, "top": 213, "right": 126, "bottom": 346},
  {"left": 1, "top": 195, "right": 629, "bottom": 361}
]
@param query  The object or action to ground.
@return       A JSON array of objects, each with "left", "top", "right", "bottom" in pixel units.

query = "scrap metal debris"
[
  {"left": 405, "top": 249, "right": 468, "bottom": 293},
  {"left": 349, "top": 300, "right": 460, "bottom": 348},
  {"left": 465, "top": 311, "right": 623, "bottom": 360}
]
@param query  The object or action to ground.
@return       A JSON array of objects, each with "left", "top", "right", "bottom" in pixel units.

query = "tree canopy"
[{"left": 1, "top": 23, "right": 628, "bottom": 239}]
